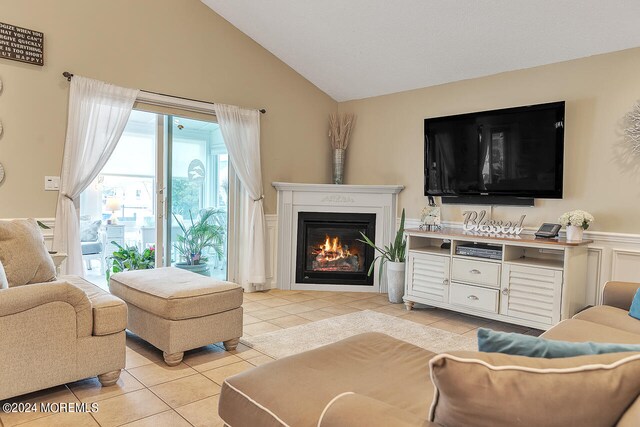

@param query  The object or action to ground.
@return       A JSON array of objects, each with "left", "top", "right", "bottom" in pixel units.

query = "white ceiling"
[{"left": 202, "top": 0, "right": 640, "bottom": 102}]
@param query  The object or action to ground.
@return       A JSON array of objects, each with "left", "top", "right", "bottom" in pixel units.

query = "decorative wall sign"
[
  {"left": 462, "top": 210, "right": 526, "bottom": 235},
  {"left": 0, "top": 22, "right": 44, "bottom": 66},
  {"left": 624, "top": 101, "right": 640, "bottom": 156}
]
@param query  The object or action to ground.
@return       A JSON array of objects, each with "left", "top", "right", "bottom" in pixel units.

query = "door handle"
[
  {"left": 443, "top": 279, "right": 449, "bottom": 286},
  {"left": 467, "top": 295, "right": 479, "bottom": 301},
  {"left": 501, "top": 288, "right": 509, "bottom": 296},
  {"left": 469, "top": 269, "right": 481, "bottom": 275}
]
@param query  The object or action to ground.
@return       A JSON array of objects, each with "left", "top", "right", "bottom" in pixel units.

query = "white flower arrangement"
[
  {"left": 420, "top": 206, "right": 441, "bottom": 226},
  {"left": 558, "top": 210, "right": 594, "bottom": 230}
]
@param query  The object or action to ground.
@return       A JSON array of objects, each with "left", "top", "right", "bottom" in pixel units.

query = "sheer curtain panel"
[
  {"left": 215, "top": 104, "right": 266, "bottom": 291},
  {"left": 53, "top": 76, "right": 139, "bottom": 275}
]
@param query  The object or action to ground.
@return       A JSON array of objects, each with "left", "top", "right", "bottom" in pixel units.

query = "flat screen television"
[{"left": 424, "top": 101, "right": 565, "bottom": 202}]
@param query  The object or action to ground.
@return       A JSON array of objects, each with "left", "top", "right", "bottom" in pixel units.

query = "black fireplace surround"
[{"left": 295, "top": 212, "right": 376, "bottom": 286}]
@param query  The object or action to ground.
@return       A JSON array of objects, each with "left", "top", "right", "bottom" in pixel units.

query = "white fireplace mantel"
[{"left": 273, "top": 182, "right": 404, "bottom": 293}]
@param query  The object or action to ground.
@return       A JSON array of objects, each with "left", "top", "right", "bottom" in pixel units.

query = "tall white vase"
[
  {"left": 386, "top": 261, "right": 406, "bottom": 304},
  {"left": 566, "top": 225, "right": 584, "bottom": 242}
]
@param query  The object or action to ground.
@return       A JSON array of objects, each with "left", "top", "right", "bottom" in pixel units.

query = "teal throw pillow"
[
  {"left": 477, "top": 328, "right": 640, "bottom": 358},
  {"left": 629, "top": 288, "right": 640, "bottom": 320}
]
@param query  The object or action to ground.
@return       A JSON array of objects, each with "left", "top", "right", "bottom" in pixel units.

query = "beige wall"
[
  {"left": 0, "top": 0, "right": 337, "bottom": 217},
  {"left": 339, "top": 48, "right": 640, "bottom": 234}
]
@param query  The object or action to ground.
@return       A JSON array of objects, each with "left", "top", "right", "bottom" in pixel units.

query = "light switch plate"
[{"left": 44, "top": 176, "right": 60, "bottom": 191}]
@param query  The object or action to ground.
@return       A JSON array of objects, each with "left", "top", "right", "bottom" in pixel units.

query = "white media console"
[{"left": 403, "top": 228, "right": 592, "bottom": 330}]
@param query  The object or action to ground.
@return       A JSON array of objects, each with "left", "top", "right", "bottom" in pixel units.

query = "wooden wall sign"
[{"left": 0, "top": 22, "right": 44, "bottom": 66}]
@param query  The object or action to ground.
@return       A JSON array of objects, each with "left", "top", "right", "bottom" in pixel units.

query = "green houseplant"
[
  {"left": 173, "top": 208, "right": 225, "bottom": 276},
  {"left": 358, "top": 209, "right": 407, "bottom": 303},
  {"left": 106, "top": 243, "right": 155, "bottom": 280}
]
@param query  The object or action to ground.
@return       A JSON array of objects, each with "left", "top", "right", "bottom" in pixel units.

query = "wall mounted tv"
[{"left": 424, "top": 101, "right": 565, "bottom": 205}]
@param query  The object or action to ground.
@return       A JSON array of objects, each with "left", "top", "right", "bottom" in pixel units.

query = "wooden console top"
[{"left": 404, "top": 227, "right": 593, "bottom": 247}]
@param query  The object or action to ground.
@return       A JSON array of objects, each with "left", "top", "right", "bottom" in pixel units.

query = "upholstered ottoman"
[{"left": 109, "top": 267, "right": 243, "bottom": 366}]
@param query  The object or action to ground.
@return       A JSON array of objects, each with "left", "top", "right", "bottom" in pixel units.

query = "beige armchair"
[{"left": 0, "top": 276, "right": 127, "bottom": 400}]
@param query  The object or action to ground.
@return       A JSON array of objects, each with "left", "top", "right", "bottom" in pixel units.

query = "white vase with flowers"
[{"left": 558, "top": 210, "right": 594, "bottom": 242}]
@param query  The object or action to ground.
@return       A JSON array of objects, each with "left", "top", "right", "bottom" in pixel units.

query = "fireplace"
[{"left": 295, "top": 212, "right": 376, "bottom": 286}]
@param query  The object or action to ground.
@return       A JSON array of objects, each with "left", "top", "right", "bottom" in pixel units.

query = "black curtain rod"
[{"left": 62, "top": 72, "right": 266, "bottom": 114}]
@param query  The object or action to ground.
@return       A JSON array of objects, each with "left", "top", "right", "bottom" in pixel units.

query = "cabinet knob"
[
  {"left": 469, "top": 269, "right": 481, "bottom": 275},
  {"left": 443, "top": 279, "right": 449, "bottom": 286},
  {"left": 467, "top": 295, "right": 479, "bottom": 301},
  {"left": 502, "top": 288, "right": 509, "bottom": 296}
]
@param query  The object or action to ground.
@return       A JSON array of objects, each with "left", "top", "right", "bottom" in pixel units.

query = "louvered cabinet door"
[
  {"left": 407, "top": 252, "right": 451, "bottom": 303},
  {"left": 500, "top": 264, "right": 562, "bottom": 327}
]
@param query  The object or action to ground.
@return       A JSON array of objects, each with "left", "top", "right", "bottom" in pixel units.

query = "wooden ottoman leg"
[
  {"left": 163, "top": 351, "right": 184, "bottom": 366},
  {"left": 223, "top": 338, "right": 240, "bottom": 351},
  {"left": 98, "top": 370, "right": 121, "bottom": 387}
]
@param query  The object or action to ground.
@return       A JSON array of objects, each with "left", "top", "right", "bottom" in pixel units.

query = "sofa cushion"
[
  {"left": 477, "top": 327, "right": 640, "bottom": 357},
  {"left": 60, "top": 275, "right": 127, "bottom": 336},
  {"left": 0, "top": 219, "right": 57, "bottom": 287},
  {"left": 81, "top": 241, "right": 103, "bottom": 256},
  {"left": 109, "top": 267, "right": 242, "bottom": 320},
  {"left": 318, "top": 392, "right": 433, "bottom": 427},
  {"left": 429, "top": 351, "right": 640, "bottom": 427},
  {"left": 629, "top": 289, "right": 640, "bottom": 320},
  {"left": 80, "top": 219, "right": 102, "bottom": 242},
  {"left": 541, "top": 319, "right": 640, "bottom": 344},
  {"left": 0, "top": 259, "right": 8, "bottom": 289},
  {"left": 219, "top": 333, "right": 435, "bottom": 427},
  {"left": 574, "top": 305, "right": 640, "bottom": 335}
]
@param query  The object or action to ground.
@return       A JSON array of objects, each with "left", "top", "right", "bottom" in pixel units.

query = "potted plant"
[
  {"left": 173, "top": 209, "right": 225, "bottom": 276},
  {"left": 358, "top": 209, "right": 407, "bottom": 303},
  {"left": 558, "top": 210, "right": 594, "bottom": 242},
  {"left": 106, "top": 243, "right": 155, "bottom": 280}
]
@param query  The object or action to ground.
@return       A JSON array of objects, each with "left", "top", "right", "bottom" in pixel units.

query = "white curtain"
[
  {"left": 215, "top": 104, "right": 266, "bottom": 290},
  {"left": 53, "top": 76, "right": 139, "bottom": 275}
]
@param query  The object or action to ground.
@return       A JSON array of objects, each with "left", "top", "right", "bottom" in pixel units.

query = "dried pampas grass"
[{"left": 328, "top": 113, "right": 357, "bottom": 150}]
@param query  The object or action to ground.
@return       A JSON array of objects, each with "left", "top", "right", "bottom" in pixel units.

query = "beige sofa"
[
  {"left": 0, "top": 275, "right": 127, "bottom": 400},
  {"left": 218, "top": 281, "right": 640, "bottom": 427}
]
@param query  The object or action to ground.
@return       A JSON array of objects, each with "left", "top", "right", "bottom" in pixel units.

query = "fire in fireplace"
[
  {"left": 296, "top": 212, "right": 376, "bottom": 286},
  {"left": 312, "top": 234, "right": 361, "bottom": 272}
]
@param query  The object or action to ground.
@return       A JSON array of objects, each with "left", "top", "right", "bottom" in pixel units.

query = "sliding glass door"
[
  {"left": 80, "top": 109, "right": 231, "bottom": 288},
  {"left": 167, "top": 115, "right": 229, "bottom": 281}
]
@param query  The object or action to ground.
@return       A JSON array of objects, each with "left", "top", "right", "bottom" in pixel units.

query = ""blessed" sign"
[{"left": 462, "top": 210, "right": 526, "bottom": 235}]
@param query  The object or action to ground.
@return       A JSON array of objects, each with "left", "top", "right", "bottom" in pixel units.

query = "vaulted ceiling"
[{"left": 202, "top": 0, "right": 640, "bottom": 101}]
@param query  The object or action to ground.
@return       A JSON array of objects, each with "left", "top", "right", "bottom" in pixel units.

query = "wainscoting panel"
[
  {"left": 611, "top": 249, "right": 640, "bottom": 283},
  {"left": 15, "top": 215, "right": 640, "bottom": 306},
  {"left": 265, "top": 214, "right": 278, "bottom": 288}
]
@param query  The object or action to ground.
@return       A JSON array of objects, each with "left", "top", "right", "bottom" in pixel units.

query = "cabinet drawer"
[
  {"left": 449, "top": 282, "right": 499, "bottom": 313},
  {"left": 106, "top": 226, "right": 125, "bottom": 238},
  {"left": 452, "top": 258, "right": 501, "bottom": 288}
]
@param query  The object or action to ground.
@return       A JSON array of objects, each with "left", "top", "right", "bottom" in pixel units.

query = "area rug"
[{"left": 241, "top": 310, "right": 477, "bottom": 359}]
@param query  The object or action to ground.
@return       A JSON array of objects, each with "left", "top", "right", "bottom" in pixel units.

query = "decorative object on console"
[
  {"left": 624, "top": 101, "right": 640, "bottom": 156},
  {"left": 462, "top": 210, "right": 525, "bottom": 235},
  {"left": 359, "top": 209, "right": 406, "bottom": 303},
  {"left": 420, "top": 196, "right": 441, "bottom": 231},
  {"left": 558, "top": 209, "right": 594, "bottom": 242},
  {"left": 105, "top": 197, "right": 121, "bottom": 224},
  {"left": 328, "top": 112, "right": 356, "bottom": 184}
]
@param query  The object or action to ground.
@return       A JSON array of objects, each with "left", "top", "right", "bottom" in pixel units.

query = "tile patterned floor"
[{"left": 0, "top": 289, "right": 542, "bottom": 427}]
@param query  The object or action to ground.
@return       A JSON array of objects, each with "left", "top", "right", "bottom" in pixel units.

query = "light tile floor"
[{"left": 0, "top": 289, "right": 542, "bottom": 427}]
